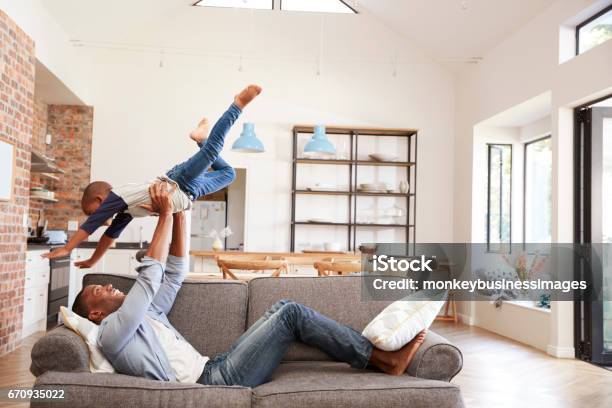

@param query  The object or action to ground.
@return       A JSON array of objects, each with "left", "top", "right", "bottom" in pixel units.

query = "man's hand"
[
  {"left": 139, "top": 182, "right": 175, "bottom": 215},
  {"left": 41, "top": 247, "right": 70, "bottom": 259},
  {"left": 74, "top": 258, "right": 96, "bottom": 269}
]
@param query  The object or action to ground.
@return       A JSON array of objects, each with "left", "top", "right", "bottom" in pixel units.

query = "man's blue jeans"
[
  {"left": 197, "top": 300, "right": 373, "bottom": 388},
  {"left": 166, "top": 103, "right": 240, "bottom": 199}
]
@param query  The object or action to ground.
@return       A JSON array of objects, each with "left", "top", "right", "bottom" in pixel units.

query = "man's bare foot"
[
  {"left": 189, "top": 117, "right": 209, "bottom": 144},
  {"left": 369, "top": 330, "right": 428, "bottom": 376},
  {"left": 234, "top": 85, "right": 262, "bottom": 110}
]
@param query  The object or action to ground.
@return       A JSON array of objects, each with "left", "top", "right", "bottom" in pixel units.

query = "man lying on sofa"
[{"left": 71, "top": 181, "right": 427, "bottom": 387}]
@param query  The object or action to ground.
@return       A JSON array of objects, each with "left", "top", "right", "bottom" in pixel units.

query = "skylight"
[
  {"left": 281, "top": 0, "right": 356, "bottom": 14},
  {"left": 193, "top": 0, "right": 273, "bottom": 10}
]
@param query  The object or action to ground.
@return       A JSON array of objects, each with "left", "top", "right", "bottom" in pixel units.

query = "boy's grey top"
[{"left": 113, "top": 176, "right": 192, "bottom": 218}]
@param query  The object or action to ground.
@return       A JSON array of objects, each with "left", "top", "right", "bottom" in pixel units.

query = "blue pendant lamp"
[
  {"left": 232, "top": 123, "right": 265, "bottom": 153},
  {"left": 304, "top": 125, "right": 335, "bottom": 156}
]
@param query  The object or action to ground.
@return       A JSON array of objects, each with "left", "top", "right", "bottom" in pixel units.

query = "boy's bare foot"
[
  {"left": 234, "top": 85, "right": 262, "bottom": 110},
  {"left": 369, "top": 329, "right": 428, "bottom": 376},
  {"left": 189, "top": 117, "right": 210, "bottom": 144}
]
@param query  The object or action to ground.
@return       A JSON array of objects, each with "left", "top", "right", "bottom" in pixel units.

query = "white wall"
[
  {"left": 78, "top": 8, "right": 456, "bottom": 250},
  {"left": 0, "top": 0, "right": 90, "bottom": 103},
  {"left": 455, "top": 0, "right": 612, "bottom": 356}
]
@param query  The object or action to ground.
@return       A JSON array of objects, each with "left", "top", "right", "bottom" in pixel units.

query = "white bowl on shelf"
[{"left": 369, "top": 153, "right": 399, "bottom": 162}]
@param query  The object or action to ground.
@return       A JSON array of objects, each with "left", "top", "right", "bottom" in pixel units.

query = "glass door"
[{"left": 576, "top": 103, "right": 612, "bottom": 365}]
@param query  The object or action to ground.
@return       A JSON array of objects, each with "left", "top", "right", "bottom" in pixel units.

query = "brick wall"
[
  {"left": 44, "top": 105, "right": 93, "bottom": 230},
  {"left": 0, "top": 10, "right": 35, "bottom": 355}
]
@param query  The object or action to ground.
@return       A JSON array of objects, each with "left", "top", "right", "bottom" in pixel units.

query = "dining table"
[{"left": 189, "top": 250, "right": 361, "bottom": 275}]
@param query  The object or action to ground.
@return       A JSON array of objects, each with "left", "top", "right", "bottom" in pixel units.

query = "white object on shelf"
[
  {"left": 324, "top": 242, "right": 341, "bottom": 252},
  {"left": 369, "top": 153, "right": 399, "bottom": 162}
]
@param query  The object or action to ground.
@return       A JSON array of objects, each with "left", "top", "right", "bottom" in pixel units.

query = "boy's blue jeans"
[
  {"left": 166, "top": 103, "right": 240, "bottom": 200},
  {"left": 197, "top": 300, "right": 373, "bottom": 388}
]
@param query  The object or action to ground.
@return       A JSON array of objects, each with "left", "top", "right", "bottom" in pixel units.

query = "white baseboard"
[
  {"left": 456, "top": 313, "right": 476, "bottom": 326},
  {"left": 546, "top": 344, "right": 575, "bottom": 358}
]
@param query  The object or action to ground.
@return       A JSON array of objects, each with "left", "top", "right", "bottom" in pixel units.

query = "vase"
[
  {"left": 212, "top": 237, "right": 224, "bottom": 251},
  {"left": 399, "top": 181, "right": 409, "bottom": 194}
]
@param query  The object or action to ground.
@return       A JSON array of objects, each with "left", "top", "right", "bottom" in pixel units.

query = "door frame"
[{"left": 574, "top": 95, "right": 612, "bottom": 365}]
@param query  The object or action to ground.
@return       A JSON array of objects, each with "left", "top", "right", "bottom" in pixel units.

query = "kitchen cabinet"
[
  {"left": 103, "top": 250, "right": 139, "bottom": 277},
  {"left": 22, "top": 250, "right": 50, "bottom": 339}
]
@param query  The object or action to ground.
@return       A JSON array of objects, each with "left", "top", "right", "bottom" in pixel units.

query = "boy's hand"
[
  {"left": 41, "top": 247, "right": 70, "bottom": 259},
  {"left": 74, "top": 258, "right": 96, "bottom": 269},
  {"left": 139, "top": 182, "right": 174, "bottom": 215}
]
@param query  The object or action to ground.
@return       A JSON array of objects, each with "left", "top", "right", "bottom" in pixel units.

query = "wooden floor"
[
  {"left": 0, "top": 332, "right": 44, "bottom": 408},
  {"left": 432, "top": 321, "right": 612, "bottom": 408},
  {"left": 0, "top": 325, "right": 611, "bottom": 407}
]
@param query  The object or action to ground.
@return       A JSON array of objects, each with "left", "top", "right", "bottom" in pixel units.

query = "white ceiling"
[
  {"left": 357, "top": 0, "right": 555, "bottom": 62},
  {"left": 41, "top": 0, "right": 555, "bottom": 63}
]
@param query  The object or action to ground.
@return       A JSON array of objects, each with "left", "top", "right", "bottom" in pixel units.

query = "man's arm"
[
  {"left": 97, "top": 183, "right": 174, "bottom": 355},
  {"left": 151, "top": 211, "right": 188, "bottom": 315}
]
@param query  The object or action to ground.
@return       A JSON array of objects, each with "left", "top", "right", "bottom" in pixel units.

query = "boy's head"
[{"left": 81, "top": 181, "right": 112, "bottom": 215}]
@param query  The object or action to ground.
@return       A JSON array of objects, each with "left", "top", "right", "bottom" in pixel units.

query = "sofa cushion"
[
  {"left": 83, "top": 274, "right": 248, "bottom": 358},
  {"left": 32, "top": 371, "right": 251, "bottom": 408},
  {"left": 252, "top": 362, "right": 465, "bottom": 408},
  {"left": 247, "top": 276, "right": 392, "bottom": 361}
]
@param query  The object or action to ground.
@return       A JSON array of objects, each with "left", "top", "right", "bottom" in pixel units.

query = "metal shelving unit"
[{"left": 290, "top": 126, "right": 418, "bottom": 252}]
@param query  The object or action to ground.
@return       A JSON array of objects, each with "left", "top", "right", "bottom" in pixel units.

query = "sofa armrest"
[
  {"left": 405, "top": 330, "right": 463, "bottom": 382},
  {"left": 30, "top": 326, "right": 90, "bottom": 377}
]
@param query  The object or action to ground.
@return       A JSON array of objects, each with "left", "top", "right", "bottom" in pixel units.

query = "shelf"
[
  {"left": 356, "top": 160, "right": 415, "bottom": 167},
  {"left": 39, "top": 173, "right": 60, "bottom": 181},
  {"left": 294, "top": 221, "right": 350, "bottom": 226},
  {"left": 355, "top": 223, "right": 414, "bottom": 228},
  {"left": 293, "top": 221, "right": 414, "bottom": 228},
  {"left": 30, "top": 151, "right": 64, "bottom": 174},
  {"left": 291, "top": 125, "right": 417, "bottom": 252},
  {"left": 293, "top": 125, "right": 417, "bottom": 137},
  {"left": 354, "top": 191, "right": 415, "bottom": 197},
  {"left": 295, "top": 190, "right": 351, "bottom": 196},
  {"left": 295, "top": 158, "right": 352, "bottom": 165},
  {"left": 295, "top": 158, "right": 415, "bottom": 167},
  {"left": 295, "top": 190, "right": 415, "bottom": 198},
  {"left": 30, "top": 196, "right": 58, "bottom": 202}
]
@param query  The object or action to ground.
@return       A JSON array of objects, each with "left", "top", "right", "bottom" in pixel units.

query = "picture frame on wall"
[{"left": 0, "top": 139, "right": 16, "bottom": 201}]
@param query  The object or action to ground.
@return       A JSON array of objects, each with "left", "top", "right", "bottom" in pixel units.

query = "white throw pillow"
[
  {"left": 59, "top": 306, "right": 115, "bottom": 373},
  {"left": 362, "top": 290, "right": 447, "bottom": 351}
]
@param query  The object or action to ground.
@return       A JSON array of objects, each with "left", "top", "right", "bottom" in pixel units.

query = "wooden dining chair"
[
  {"left": 313, "top": 260, "right": 362, "bottom": 277},
  {"left": 216, "top": 255, "right": 288, "bottom": 280}
]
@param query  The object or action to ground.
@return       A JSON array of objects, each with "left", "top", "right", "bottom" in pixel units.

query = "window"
[
  {"left": 487, "top": 144, "right": 512, "bottom": 252},
  {"left": 281, "top": 0, "right": 356, "bottom": 14},
  {"left": 576, "top": 4, "right": 612, "bottom": 54},
  {"left": 193, "top": 0, "right": 273, "bottom": 10},
  {"left": 524, "top": 137, "right": 552, "bottom": 243}
]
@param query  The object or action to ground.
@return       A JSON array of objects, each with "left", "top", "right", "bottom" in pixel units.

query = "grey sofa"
[{"left": 30, "top": 274, "right": 464, "bottom": 408}]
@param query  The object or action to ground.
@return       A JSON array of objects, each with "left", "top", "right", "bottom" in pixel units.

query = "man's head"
[
  {"left": 72, "top": 283, "right": 126, "bottom": 324},
  {"left": 81, "top": 181, "right": 112, "bottom": 216}
]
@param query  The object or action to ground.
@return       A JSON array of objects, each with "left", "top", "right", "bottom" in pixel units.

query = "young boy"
[{"left": 42, "top": 85, "right": 262, "bottom": 266}]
